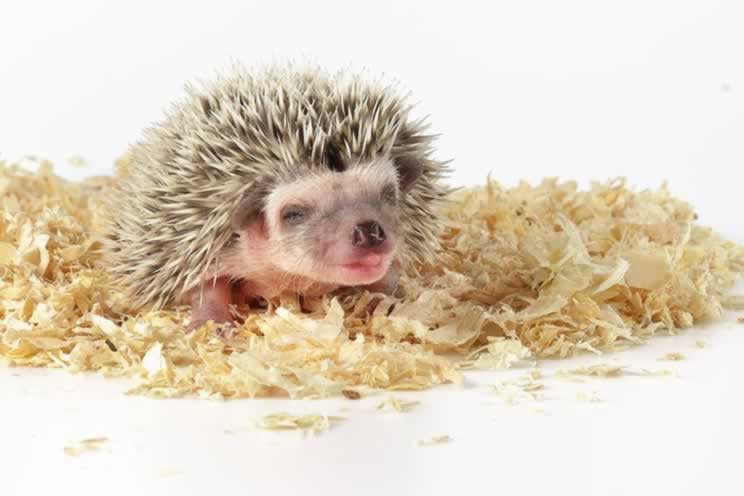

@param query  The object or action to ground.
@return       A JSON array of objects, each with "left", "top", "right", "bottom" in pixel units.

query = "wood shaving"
[
  {"left": 557, "top": 364, "right": 624, "bottom": 378},
  {"left": 418, "top": 435, "right": 451, "bottom": 446},
  {"left": 377, "top": 396, "right": 420, "bottom": 413},
  {"left": 1, "top": 161, "right": 743, "bottom": 399},
  {"left": 576, "top": 391, "right": 602, "bottom": 403},
  {"left": 492, "top": 376, "right": 544, "bottom": 404},
  {"left": 694, "top": 341, "right": 707, "bottom": 348},
  {"left": 255, "top": 413, "right": 343, "bottom": 434},
  {"left": 528, "top": 369, "right": 542, "bottom": 380},
  {"left": 67, "top": 156, "right": 88, "bottom": 168},
  {"left": 659, "top": 352, "right": 685, "bottom": 361},
  {"left": 627, "top": 368, "right": 674, "bottom": 377},
  {"left": 64, "top": 437, "right": 109, "bottom": 456},
  {"left": 459, "top": 337, "right": 533, "bottom": 370},
  {"left": 723, "top": 295, "right": 744, "bottom": 311}
]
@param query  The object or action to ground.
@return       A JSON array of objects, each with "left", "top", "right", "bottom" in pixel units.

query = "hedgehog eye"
[{"left": 281, "top": 205, "right": 308, "bottom": 225}]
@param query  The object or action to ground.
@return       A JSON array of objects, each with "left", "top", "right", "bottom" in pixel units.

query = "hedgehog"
[{"left": 105, "top": 64, "right": 451, "bottom": 331}]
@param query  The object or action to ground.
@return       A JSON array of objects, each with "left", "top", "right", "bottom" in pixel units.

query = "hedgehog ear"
[
  {"left": 231, "top": 185, "right": 269, "bottom": 232},
  {"left": 394, "top": 156, "right": 423, "bottom": 193}
]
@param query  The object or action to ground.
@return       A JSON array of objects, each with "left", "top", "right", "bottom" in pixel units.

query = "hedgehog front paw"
[{"left": 187, "top": 277, "right": 234, "bottom": 334}]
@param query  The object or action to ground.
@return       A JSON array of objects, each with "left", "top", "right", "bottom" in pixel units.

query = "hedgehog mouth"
[
  {"left": 343, "top": 253, "right": 384, "bottom": 269},
  {"left": 336, "top": 253, "right": 389, "bottom": 283}
]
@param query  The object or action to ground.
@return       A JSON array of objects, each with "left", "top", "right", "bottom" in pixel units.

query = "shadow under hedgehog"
[{"left": 105, "top": 63, "right": 452, "bottom": 332}]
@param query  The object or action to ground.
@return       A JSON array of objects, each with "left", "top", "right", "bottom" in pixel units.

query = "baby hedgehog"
[{"left": 106, "top": 64, "right": 451, "bottom": 331}]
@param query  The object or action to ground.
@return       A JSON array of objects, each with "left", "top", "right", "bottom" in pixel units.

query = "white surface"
[
  {"left": 1, "top": 1, "right": 744, "bottom": 495},
  {"left": 4, "top": 317, "right": 744, "bottom": 496}
]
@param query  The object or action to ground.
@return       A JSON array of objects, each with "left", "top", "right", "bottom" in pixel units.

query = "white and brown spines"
[{"left": 105, "top": 64, "right": 451, "bottom": 310}]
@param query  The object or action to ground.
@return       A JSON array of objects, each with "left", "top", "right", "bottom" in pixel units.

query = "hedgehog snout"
[{"left": 352, "top": 221, "right": 386, "bottom": 248}]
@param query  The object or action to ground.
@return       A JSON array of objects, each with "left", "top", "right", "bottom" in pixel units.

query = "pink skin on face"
[
  {"left": 186, "top": 161, "right": 403, "bottom": 332},
  {"left": 311, "top": 207, "right": 396, "bottom": 286}
]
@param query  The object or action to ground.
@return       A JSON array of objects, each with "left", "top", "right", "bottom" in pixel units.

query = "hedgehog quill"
[{"left": 106, "top": 65, "right": 451, "bottom": 331}]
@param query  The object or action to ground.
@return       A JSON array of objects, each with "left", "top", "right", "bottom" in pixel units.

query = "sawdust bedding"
[{"left": 1, "top": 158, "right": 742, "bottom": 399}]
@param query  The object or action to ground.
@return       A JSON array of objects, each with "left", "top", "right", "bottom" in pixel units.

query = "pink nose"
[{"left": 352, "top": 221, "right": 386, "bottom": 247}]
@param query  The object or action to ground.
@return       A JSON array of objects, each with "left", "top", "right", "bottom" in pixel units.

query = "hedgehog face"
[
  {"left": 263, "top": 158, "right": 405, "bottom": 286},
  {"left": 230, "top": 158, "right": 416, "bottom": 288}
]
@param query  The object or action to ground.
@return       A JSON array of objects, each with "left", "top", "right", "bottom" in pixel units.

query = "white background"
[{"left": 2, "top": 1, "right": 743, "bottom": 495}]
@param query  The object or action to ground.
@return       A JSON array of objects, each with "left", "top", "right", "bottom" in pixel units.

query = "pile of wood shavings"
[{"left": 1, "top": 159, "right": 743, "bottom": 399}]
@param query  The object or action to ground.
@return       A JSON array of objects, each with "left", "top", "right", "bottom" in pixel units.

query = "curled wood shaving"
[
  {"left": 658, "top": 352, "right": 685, "bottom": 361},
  {"left": 255, "top": 413, "right": 343, "bottom": 434},
  {"left": 576, "top": 391, "right": 602, "bottom": 403},
  {"left": 557, "top": 364, "right": 624, "bottom": 378},
  {"left": 418, "top": 435, "right": 451, "bottom": 447},
  {"left": 528, "top": 369, "right": 542, "bottom": 380},
  {"left": 376, "top": 396, "right": 420, "bottom": 413},
  {"left": 64, "top": 437, "right": 109, "bottom": 456},
  {"left": 492, "top": 373, "right": 545, "bottom": 405},
  {"left": 626, "top": 368, "right": 674, "bottom": 377},
  {"left": 460, "top": 337, "right": 533, "bottom": 370}
]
